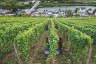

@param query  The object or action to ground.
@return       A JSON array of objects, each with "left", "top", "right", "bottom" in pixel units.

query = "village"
[
  {"left": 0, "top": 0, "right": 96, "bottom": 17},
  {"left": 0, "top": 7, "right": 96, "bottom": 17}
]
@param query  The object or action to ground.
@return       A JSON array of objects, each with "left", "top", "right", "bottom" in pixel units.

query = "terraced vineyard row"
[
  {"left": 0, "top": 17, "right": 47, "bottom": 30},
  {"left": 55, "top": 19, "right": 96, "bottom": 63},
  {"left": 0, "top": 17, "right": 48, "bottom": 58},
  {"left": 0, "top": 17, "right": 96, "bottom": 64},
  {"left": 55, "top": 19, "right": 96, "bottom": 43},
  {"left": 45, "top": 19, "right": 94, "bottom": 64},
  {"left": 46, "top": 20, "right": 59, "bottom": 63}
]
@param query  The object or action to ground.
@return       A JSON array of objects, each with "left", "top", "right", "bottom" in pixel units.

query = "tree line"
[
  {"left": 0, "top": 0, "right": 33, "bottom": 12},
  {"left": 0, "top": 0, "right": 27, "bottom": 2}
]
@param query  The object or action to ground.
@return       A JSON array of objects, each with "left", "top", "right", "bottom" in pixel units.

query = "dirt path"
[
  {"left": 28, "top": 24, "right": 50, "bottom": 64},
  {"left": 56, "top": 29, "right": 64, "bottom": 64},
  {"left": 0, "top": 50, "right": 19, "bottom": 64},
  {"left": 32, "top": 30, "right": 49, "bottom": 64},
  {"left": 55, "top": 28, "right": 71, "bottom": 64},
  {"left": 28, "top": 41, "right": 42, "bottom": 64},
  {"left": 0, "top": 24, "right": 50, "bottom": 64}
]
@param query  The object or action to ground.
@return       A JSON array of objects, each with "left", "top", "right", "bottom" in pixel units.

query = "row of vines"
[
  {"left": 0, "top": 18, "right": 96, "bottom": 64},
  {"left": 0, "top": 17, "right": 48, "bottom": 62},
  {"left": 55, "top": 19, "right": 93, "bottom": 64},
  {"left": 55, "top": 19, "right": 96, "bottom": 63},
  {"left": 45, "top": 19, "right": 94, "bottom": 64},
  {"left": 46, "top": 19, "right": 59, "bottom": 64}
]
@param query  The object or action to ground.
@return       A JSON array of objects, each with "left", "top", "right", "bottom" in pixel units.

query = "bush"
[
  {"left": 57, "top": 15, "right": 64, "bottom": 18},
  {"left": 67, "top": 9, "right": 73, "bottom": 17},
  {"left": 21, "top": 14, "right": 30, "bottom": 17}
]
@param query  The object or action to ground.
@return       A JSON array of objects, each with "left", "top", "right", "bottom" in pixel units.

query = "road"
[{"left": 26, "top": 1, "right": 40, "bottom": 14}]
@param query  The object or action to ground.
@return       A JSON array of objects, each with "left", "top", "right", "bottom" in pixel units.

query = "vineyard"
[{"left": 0, "top": 17, "right": 96, "bottom": 64}]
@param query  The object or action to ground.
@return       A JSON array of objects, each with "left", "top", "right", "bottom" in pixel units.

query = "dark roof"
[
  {"left": 42, "top": 12, "right": 47, "bottom": 14},
  {"left": 31, "top": 11, "right": 35, "bottom": 13},
  {"left": 81, "top": 7, "right": 86, "bottom": 10},
  {"left": 88, "top": 8, "right": 92, "bottom": 11},
  {"left": 52, "top": 12, "right": 59, "bottom": 14},
  {"left": 60, "top": 10, "right": 64, "bottom": 12}
]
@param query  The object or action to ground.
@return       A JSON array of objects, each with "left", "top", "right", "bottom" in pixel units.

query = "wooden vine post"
[
  {"left": 86, "top": 45, "right": 93, "bottom": 64},
  {"left": 52, "top": 52, "right": 55, "bottom": 64},
  {"left": 66, "top": 28, "right": 68, "bottom": 42},
  {"left": 14, "top": 44, "right": 21, "bottom": 64}
]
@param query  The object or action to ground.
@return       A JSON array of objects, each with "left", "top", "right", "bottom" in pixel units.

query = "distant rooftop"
[{"left": 81, "top": 7, "right": 86, "bottom": 10}]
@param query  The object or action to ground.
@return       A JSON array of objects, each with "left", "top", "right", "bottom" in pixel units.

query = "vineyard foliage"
[
  {"left": 15, "top": 21, "right": 48, "bottom": 55},
  {"left": 56, "top": 19, "right": 96, "bottom": 44},
  {"left": 49, "top": 20, "right": 59, "bottom": 54},
  {"left": 46, "top": 20, "right": 59, "bottom": 62},
  {"left": 55, "top": 19, "right": 93, "bottom": 63},
  {"left": 0, "top": 17, "right": 96, "bottom": 63},
  {"left": 0, "top": 17, "right": 48, "bottom": 56}
]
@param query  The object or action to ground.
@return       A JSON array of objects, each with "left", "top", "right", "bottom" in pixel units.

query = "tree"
[
  {"left": 0, "top": 0, "right": 18, "bottom": 12},
  {"left": 59, "top": 8, "right": 61, "bottom": 12},
  {"left": 67, "top": 9, "right": 73, "bottom": 17},
  {"left": 93, "top": 9, "right": 96, "bottom": 14},
  {"left": 88, "top": 8, "right": 92, "bottom": 11},
  {"left": 29, "top": 2, "right": 32, "bottom": 5},
  {"left": 75, "top": 8, "right": 80, "bottom": 13}
]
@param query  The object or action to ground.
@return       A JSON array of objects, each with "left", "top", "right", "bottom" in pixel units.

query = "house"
[
  {"left": 16, "top": 10, "right": 27, "bottom": 15},
  {"left": 88, "top": 8, "right": 93, "bottom": 15},
  {"left": 21, "top": 10, "right": 26, "bottom": 14},
  {"left": 43, "top": 10, "right": 48, "bottom": 13},
  {"left": 42, "top": 11, "right": 47, "bottom": 16},
  {"left": 95, "top": 13, "right": 96, "bottom": 16},
  {"left": 59, "top": 10, "right": 67, "bottom": 16},
  {"left": 31, "top": 11, "right": 35, "bottom": 14},
  {"left": 52, "top": 12, "right": 59, "bottom": 18},
  {"left": 80, "top": 7, "right": 86, "bottom": 12},
  {"left": 41, "top": 11, "right": 48, "bottom": 16},
  {"left": 34, "top": 13, "right": 40, "bottom": 16},
  {"left": 72, "top": 10, "right": 77, "bottom": 15},
  {"left": 59, "top": 12, "right": 64, "bottom": 16},
  {"left": 31, "top": 11, "right": 36, "bottom": 16},
  {"left": 47, "top": 11, "right": 52, "bottom": 16},
  {"left": 78, "top": 11, "right": 88, "bottom": 16},
  {"left": 17, "top": 11, "right": 22, "bottom": 15},
  {"left": 2, "top": 9, "right": 7, "bottom": 14},
  {"left": 88, "top": 9, "right": 93, "bottom": 13},
  {"left": 78, "top": 7, "right": 88, "bottom": 16},
  {"left": 31, "top": 11, "right": 40, "bottom": 16},
  {"left": 42, "top": 13, "right": 48, "bottom": 17},
  {"left": 34, "top": 11, "right": 39, "bottom": 14},
  {"left": 0, "top": 9, "right": 16, "bottom": 16},
  {"left": 59, "top": 10, "right": 64, "bottom": 16}
]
